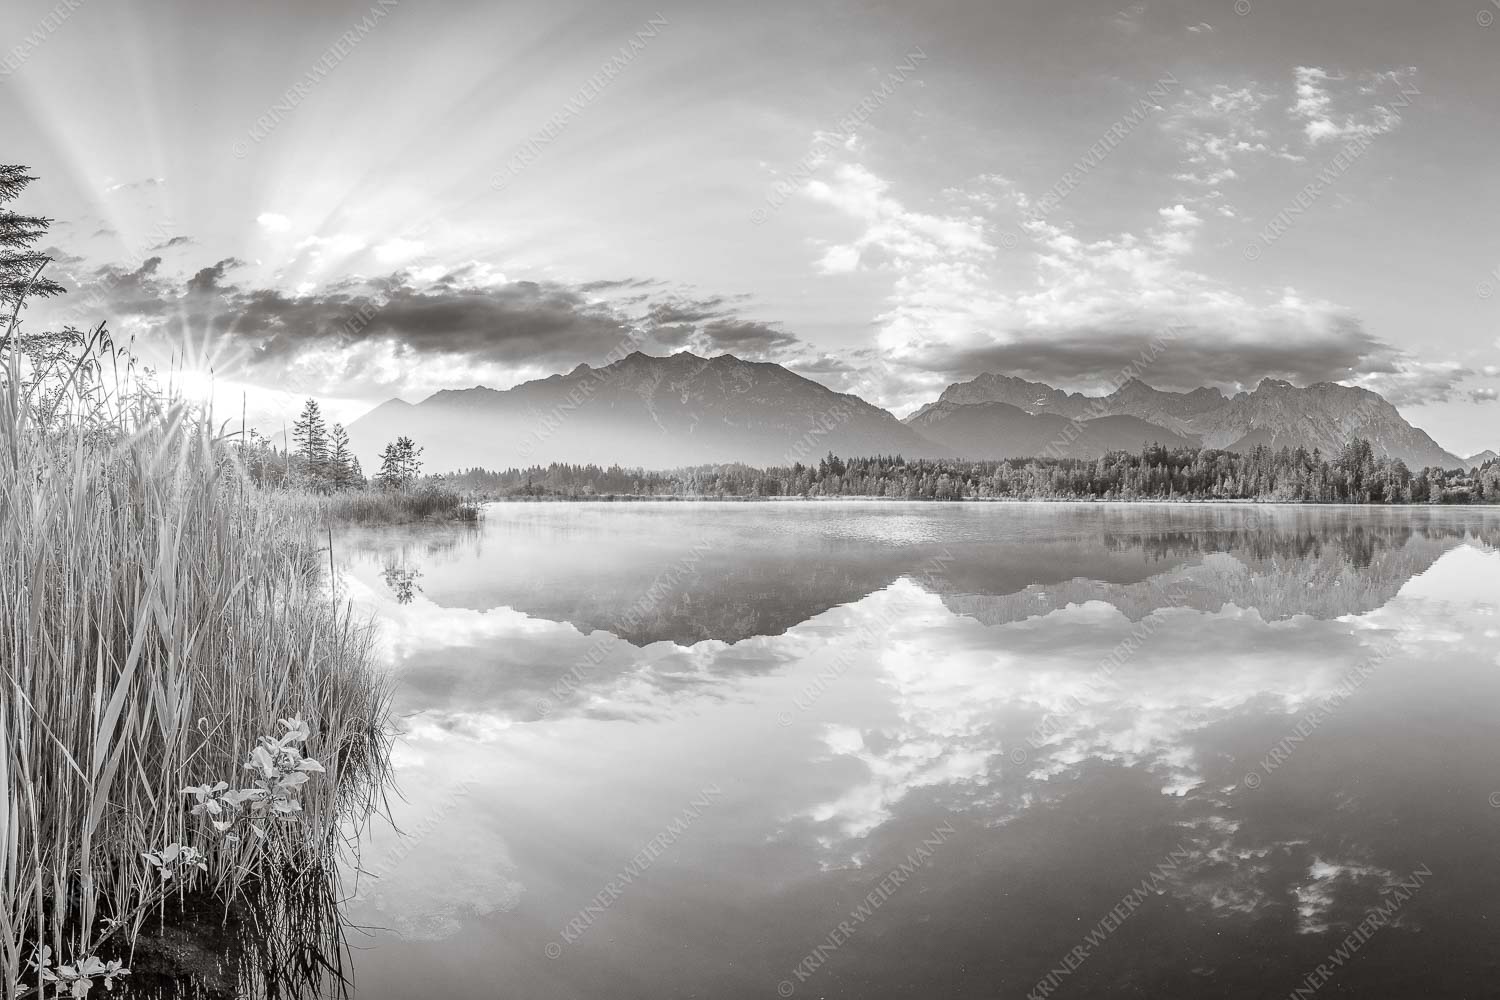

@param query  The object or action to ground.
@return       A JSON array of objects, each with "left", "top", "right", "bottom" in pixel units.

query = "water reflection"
[
  {"left": 338, "top": 503, "right": 1500, "bottom": 999},
  {"left": 127, "top": 874, "right": 352, "bottom": 1000},
  {"left": 380, "top": 558, "right": 423, "bottom": 605}
]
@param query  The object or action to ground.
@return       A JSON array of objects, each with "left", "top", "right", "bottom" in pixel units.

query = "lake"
[{"left": 333, "top": 502, "right": 1500, "bottom": 999}]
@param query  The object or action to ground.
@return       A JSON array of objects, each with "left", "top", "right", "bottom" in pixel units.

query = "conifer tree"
[
  {"left": 328, "top": 423, "right": 355, "bottom": 490},
  {"left": 292, "top": 399, "right": 329, "bottom": 478},
  {"left": 376, "top": 436, "right": 422, "bottom": 489},
  {"left": 0, "top": 165, "right": 65, "bottom": 310}
]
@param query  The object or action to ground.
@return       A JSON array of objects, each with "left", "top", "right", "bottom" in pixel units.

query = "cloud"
[
  {"left": 184, "top": 257, "right": 244, "bottom": 295},
  {"left": 1161, "top": 83, "right": 1300, "bottom": 195},
  {"left": 804, "top": 163, "right": 988, "bottom": 278},
  {"left": 149, "top": 235, "right": 196, "bottom": 251},
  {"left": 695, "top": 318, "right": 798, "bottom": 354},
  {"left": 103, "top": 177, "right": 164, "bottom": 194},
  {"left": 1110, "top": 3, "right": 1146, "bottom": 33},
  {"left": 797, "top": 159, "right": 1432, "bottom": 411},
  {"left": 256, "top": 213, "right": 292, "bottom": 233},
  {"left": 374, "top": 237, "right": 425, "bottom": 263},
  {"left": 1470, "top": 388, "right": 1499, "bottom": 404},
  {"left": 790, "top": 355, "right": 858, "bottom": 376},
  {"left": 1329, "top": 360, "right": 1474, "bottom": 407},
  {"left": 65, "top": 256, "right": 799, "bottom": 398},
  {"left": 1291, "top": 66, "right": 1418, "bottom": 145}
]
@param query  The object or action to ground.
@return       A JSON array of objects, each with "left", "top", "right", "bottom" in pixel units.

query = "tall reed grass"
[
  {"left": 0, "top": 314, "right": 391, "bottom": 995},
  {"left": 305, "top": 484, "right": 480, "bottom": 525}
]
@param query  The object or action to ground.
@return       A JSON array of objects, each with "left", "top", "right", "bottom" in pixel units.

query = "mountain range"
[
  {"left": 346, "top": 351, "right": 1480, "bottom": 473},
  {"left": 907, "top": 371, "right": 1467, "bottom": 470}
]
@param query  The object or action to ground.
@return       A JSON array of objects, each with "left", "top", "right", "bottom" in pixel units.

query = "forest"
[{"left": 441, "top": 440, "right": 1500, "bottom": 504}]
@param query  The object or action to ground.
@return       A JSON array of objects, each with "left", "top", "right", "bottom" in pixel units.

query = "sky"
[{"left": 2, "top": 0, "right": 1498, "bottom": 453}]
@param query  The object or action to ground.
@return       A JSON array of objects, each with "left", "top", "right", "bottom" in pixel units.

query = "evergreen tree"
[
  {"left": 0, "top": 165, "right": 66, "bottom": 311},
  {"left": 376, "top": 435, "right": 423, "bottom": 489},
  {"left": 328, "top": 423, "right": 356, "bottom": 490},
  {"left": 291, "top": 399, "right": 329, "bottom": 478}
]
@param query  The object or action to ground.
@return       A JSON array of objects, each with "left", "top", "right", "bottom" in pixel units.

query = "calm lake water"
[{"left": 334, "top": 502, "right": 1500, "bottom": 999}]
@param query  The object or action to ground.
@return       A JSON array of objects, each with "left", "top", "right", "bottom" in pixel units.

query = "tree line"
[
  {"left": 243, "top": 398, "right": 426, "bottom": 491},
  {"left": 442, "top": 440, "right": 1500, "bottom": 504}
]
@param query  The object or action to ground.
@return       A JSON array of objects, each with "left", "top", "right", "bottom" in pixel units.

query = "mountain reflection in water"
[{"left": 334, "top": 503, "right": 1500, "bottom": 1000}]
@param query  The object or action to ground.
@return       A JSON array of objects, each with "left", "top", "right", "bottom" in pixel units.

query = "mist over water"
[{"left": 336, "top": 503, "right": 1500, "bottom": 999}]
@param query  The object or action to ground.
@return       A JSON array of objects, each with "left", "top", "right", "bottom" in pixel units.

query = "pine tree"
[
  {"left": 291, "top": 399, "right": 329, "bottom": 478},
  {"left": 0, "top": 165, "right": 66, "bottom": 311},
  {"left": 328, "top": 423, "right": 355, "bottom": 490},
  {"left": 376, "top": 436, "right": 423, "bottom": 490}
]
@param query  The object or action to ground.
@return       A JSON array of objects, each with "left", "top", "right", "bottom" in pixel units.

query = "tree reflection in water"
[{"left": 381, "top": 559, "right": 423, "bottom": 605}]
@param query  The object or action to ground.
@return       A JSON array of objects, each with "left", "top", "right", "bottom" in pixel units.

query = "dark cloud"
[
  {"left": 150, "top": 235, "right": 197, "bottom": 251},
  {"left": 184, "top": 257, "right": 244, "bottom": 295},
  {"left": 645, "top": 298, "right": 729, "bottom": 326},
  {"left": 696, "top": 318, "right": 798, "bottom": 354},
  {"left": 85, "top": 259, "right": 796, "bottom": 384},
  {"left": 913, "top": 320, "right": 1407, "bottom": 395}
]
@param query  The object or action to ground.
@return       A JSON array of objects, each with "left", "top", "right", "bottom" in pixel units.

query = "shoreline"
[{"left": 485, "top": 495, "right": 1500, "bottom": 509}]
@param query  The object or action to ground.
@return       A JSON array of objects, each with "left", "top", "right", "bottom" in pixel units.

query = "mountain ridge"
[
  {"left": 346, "top": 350, "right": 944, "bottom": 472},
  {"left": 918, "top": 371, "right": 1465, "bottom": 470},
  {"left": 346, "top": 352, "right": 1468, "bottom": 473}
]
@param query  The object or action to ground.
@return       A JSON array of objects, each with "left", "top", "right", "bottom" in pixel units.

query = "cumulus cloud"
[
  {"left": 1470, "top": 388, "right": 1499, "bottom": 404},
  {"left": 1161, "top": 83, "right": 1301, "bottom": 201},
  {"left": 1291, "top": 66, "right": 1418, "bottom": 145},
  {"left": 797, "top": 158, "right": 1445, "bottom": 411},
  {"left": 1345, "top": 361, "right": 1473, "bottom": 407}
]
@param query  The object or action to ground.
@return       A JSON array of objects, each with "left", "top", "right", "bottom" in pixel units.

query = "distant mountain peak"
[
  {"left": 346, "top": 350, "right": 942, "bottom": 472},
  {"left": 914, "top": 369, "right": 1463, "bottom": 470}
]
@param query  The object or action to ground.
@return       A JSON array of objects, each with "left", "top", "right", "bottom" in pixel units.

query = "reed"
[
  {"left": 0, "top": 311, "right": 391, "bottom": 995},
  {"left": 311, "top": 484, "right": 480, "bottom": 525}
]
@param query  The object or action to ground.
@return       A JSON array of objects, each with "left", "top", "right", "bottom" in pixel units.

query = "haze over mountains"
[
  {"left": 347, "top": 351, "right": 932, "bottom": 472},
  {"left": 910, "top": 371, "right": 1467, "bottom": 470},
  {"left": 345, "top": 351, "right": 1481, "bottom": 474}
]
